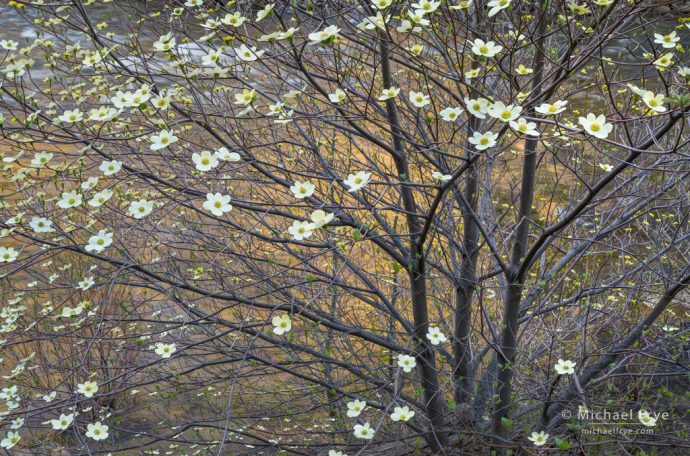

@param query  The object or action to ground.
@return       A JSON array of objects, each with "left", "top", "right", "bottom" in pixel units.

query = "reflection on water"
[{"left": 0, "top": 2, "right": 36, "bottom": 40}]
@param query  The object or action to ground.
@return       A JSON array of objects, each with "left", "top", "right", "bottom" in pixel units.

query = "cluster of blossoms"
[{"left": 0, "top": 0, "right": 686, "bottom": 453}]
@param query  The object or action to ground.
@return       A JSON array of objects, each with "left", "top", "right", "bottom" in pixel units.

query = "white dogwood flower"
[
  {"left": 343, "top": 171, "right": 371, "bottom": 192},
  {"left": 397, "top": 354, "right": 416, "bottom": 373},
  {"left": 85, "top": 230, "right": 113, "bottom": 253},
  {"left": 85, "top": 422, "right": 109, "bottom": 441},
  {"left": 202, "top": 193, "right": 232, "bottom": 216},
  {"left": 554, "top": 359, "right": 576, "bottom": 375},
  {"left": 272, "top": 314, "right": 292, "bottom": 335},
  {"left": 346, "top": 399, "right": 366, "bottom": 417},
  {"left": 528, "top": 430, "right": 549, "bottom": 446},
  {"left": 390, "top": 405, "right": 415, "bottom": 422},
  {"left": 128, "top": 200, "right": 154, "bottom": 219},
  {"left": 154, "top": 342, "right": 177, "bottom": 358},
  {"left": 290, "top": 181, "right": 316, "bottom": 199},
  {"left": 353, "top": 422, "right": 374, "bottom": 439}
]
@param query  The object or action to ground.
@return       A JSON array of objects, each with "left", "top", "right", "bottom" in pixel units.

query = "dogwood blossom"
[
  {"left": 0, "top": 247, "right": 19, "bottom": 263},
  {"left": 288, "top": 220, "right": 316, "bottom": 240},
  {"left": 378, "top": 87, "right": 400, "bottom": 101},
  {"left": 272, "top": 314, "right": 292, "bottom": 335},
  {"left": 235, "top": 89, "right": 257, "bottom": 106},
  {"left": 431, "top": 171, "right": 452, "bottom": 182},
  {"left": 0, "top": 40, "right": 19, "bottom": 51},
  {"left": 310, "top": 209, "right": 334, "bottom": 228},
  {"left": 397, "top": 354, "right": 416, "bottom": 373},
  {"left": 470, "top": 39, "right": 502, "bottom": 58},
  {"left": 81, "top": 177, "right": 99, "bottom": 190},
  {"left": 308, "top": 25, "right": 340, "bottom": 45},
  {"left": 510, "top": 118, "right": 539, "bottom": 136},
  {"left": 346, "top": 399, "right": 366, "bottom": 417},
  {"left": 221, "top": 12, "right": 247, "bottom": 27},
  {"left": 535, "top": 100, "right": 568, "bottom": 115},
  {"left": 153, "top": 32, "right": 176, "bottom": 52},
  {"left": 202, "top": 49, "right": 222, "bottom": 67},
  {"left": 487, "top": 0, "right": 511, "bottom": 17},
  {"left": 390, "top": 405, "right": 415, "bottom": 422},
  {"left": 256, "top": 4, "right": 275, "bottom": 21},
  {"left": 235, "top": 44, "right": 264, "bottom": 62},
  {"left": 202, "top": 193, "right": 233, "bottom": 216},
  {"left": 77, "top": 380, "right": 98, "bottom": 398},
  {"left": 409, "top": 91, "right": 430, "bottom": 108},
  {"left": 515, "top": 63, "right": 533, "bottom": 75},
  {"left": 638, "top": 410, "right": 657, "bottom": 427},
  {"left": 290, "top": 181, "right": 316, "bottom": 199},
  {"left": 50, "top": 413, "right": 74, "bottom": 431},
  {"left": 426, "top": 327, "right": 447, "bottom": 345},
  {"left": 88, "top": 189, "right": 113, "bottom": 207},
  {"left": 642, "top": 91, "right": 666, "bottom": 112},
  {"left": 465, "top": 97, "right": 490, "bottom": 119},
  {"left": 150, "top": 130, "right": 178, "bottom": 151},
  {"left": 86, "top": 422, "right": 109, "bottom": 441},
  {"left": 440, "top": 107, "right": 463, "bottom": 121},
  {"left": 353, "top": 422, "right": 374, "bottom": 439},
  {"left": 412, "top": 0, "right": 441, "bottom": 12},
  {"left": 154, "top": 342, "right": 177, "bottom": 358},
  {"left": 99, "top": 160, "right": 122, "bottom": 176},
  {"left": 488, "top": 102, "right": 522, "bottom": 122},
  {"left": 554, "top": 359, "right": 576, "bottom": 375},
  {"left": 343, "top": 171, "right": 371, "bottom": 192},
  {"left": 372, "top": 0, "right": 393, "bottom": 9},
  {"left": 57, "top": 109, "right": 83, "bottom": 123},
  {"left": 654, "top": 31, "right": 679, "bottom": 49},
  {"left": 578, "top": 113, "right": 613, "bottom": 139},
  {"left": 216, "top": 147, "right": 241, "bottom": 162},
  {"left": 653, "top": 52, "right": 674, "bottom": 70},
  {"left": 192, "top": 151, "right": 220, "bottom": 172},
  {"left": 128, "top": 200, "right": 154, "bottom": 219},
  {"left": 0, "top": 432, "right": 20, "bottom": 450},
  {"left": 29, "top": 216, "right": 53, "bottom": 233},
  {"left": 528, "top": 430, "right": 549, "bottom": 446},
  {"left": 31, "top": 152, "right": 53, "bottom": 167},
  {"left": 328, "top": 89, "right": 346, "bottom": 104},
  {"left": 85, "top": 230, "right": 113, "bottom": 253},
  {"left": 57, "top": 191, "right": 83, "bottom": 209},
  {"left": 468, "top": 131, "right": 498, "bottom": 150},
  {"left": 450, "top": 0, "right": 473, "bottom": 8}
]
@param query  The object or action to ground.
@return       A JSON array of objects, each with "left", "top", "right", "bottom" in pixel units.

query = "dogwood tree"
[{"left": 0, "top": 0, "right": 689, "bottom": 454}]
